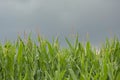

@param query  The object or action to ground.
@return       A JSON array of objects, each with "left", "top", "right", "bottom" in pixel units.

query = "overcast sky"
[{"left": 0, "top": 0, "right": 120, "bottom": 46}]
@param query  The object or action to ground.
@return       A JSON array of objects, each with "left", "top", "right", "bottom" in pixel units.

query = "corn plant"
[{"left": 0, "top": 35, "right": 120, "bottom": 80}]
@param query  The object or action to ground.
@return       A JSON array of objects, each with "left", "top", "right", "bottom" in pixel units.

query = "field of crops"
[{"left": 0, "top": 35, "right": 120, "bottom": 80}]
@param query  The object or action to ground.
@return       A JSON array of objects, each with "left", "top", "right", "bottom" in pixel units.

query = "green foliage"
[{"left": 0, "top": 36, "right": 120, "bottom": 80}]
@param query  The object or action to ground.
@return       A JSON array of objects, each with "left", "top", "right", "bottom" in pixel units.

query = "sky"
[{"left": 0, "top": 0, "right": 120, "bottom": 47}]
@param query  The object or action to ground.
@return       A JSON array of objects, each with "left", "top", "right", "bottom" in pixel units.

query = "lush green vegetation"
[{"left": 0, "top": 35, "right": 120, "bottom": 80}]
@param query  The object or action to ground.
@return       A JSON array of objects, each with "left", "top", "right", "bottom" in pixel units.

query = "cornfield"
[{"left": 0, "top": 35, "right": 120, "bottom": 80}]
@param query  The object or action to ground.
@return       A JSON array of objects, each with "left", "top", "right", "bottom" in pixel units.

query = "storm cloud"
[{"left": 0, "top": 0, "right": 120, "bottom": 46}]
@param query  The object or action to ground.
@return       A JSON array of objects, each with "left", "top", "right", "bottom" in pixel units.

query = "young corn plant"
[{"left": 0, "top": 35, "right": 120, "bottom": 80}]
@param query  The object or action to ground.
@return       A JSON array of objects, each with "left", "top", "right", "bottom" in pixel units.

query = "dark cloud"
[{"left": 0, "top": 0, "right": 120, "bottom": 46}]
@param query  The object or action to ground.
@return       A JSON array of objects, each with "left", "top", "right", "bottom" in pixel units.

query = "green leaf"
[
  {"left": 69, "top": 69, "right": 77, "bottom": 80},
  {"left": 65, "top": 38, "right": 74, "bottom": 51},
  {"left": 116, "top": 72, "right": 120, "bottom": 80},
  {"left": 17, "top": 41, "right": 23, "bottom": 64}
]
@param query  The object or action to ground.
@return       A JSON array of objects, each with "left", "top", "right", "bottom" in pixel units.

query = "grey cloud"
[{"left": 0, "top": 0, "right": 120, "bottom": 46}]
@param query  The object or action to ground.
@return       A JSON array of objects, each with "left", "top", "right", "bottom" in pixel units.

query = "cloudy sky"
[{"left": 0, "top": 0, "right": 120, "bottom": 46}]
